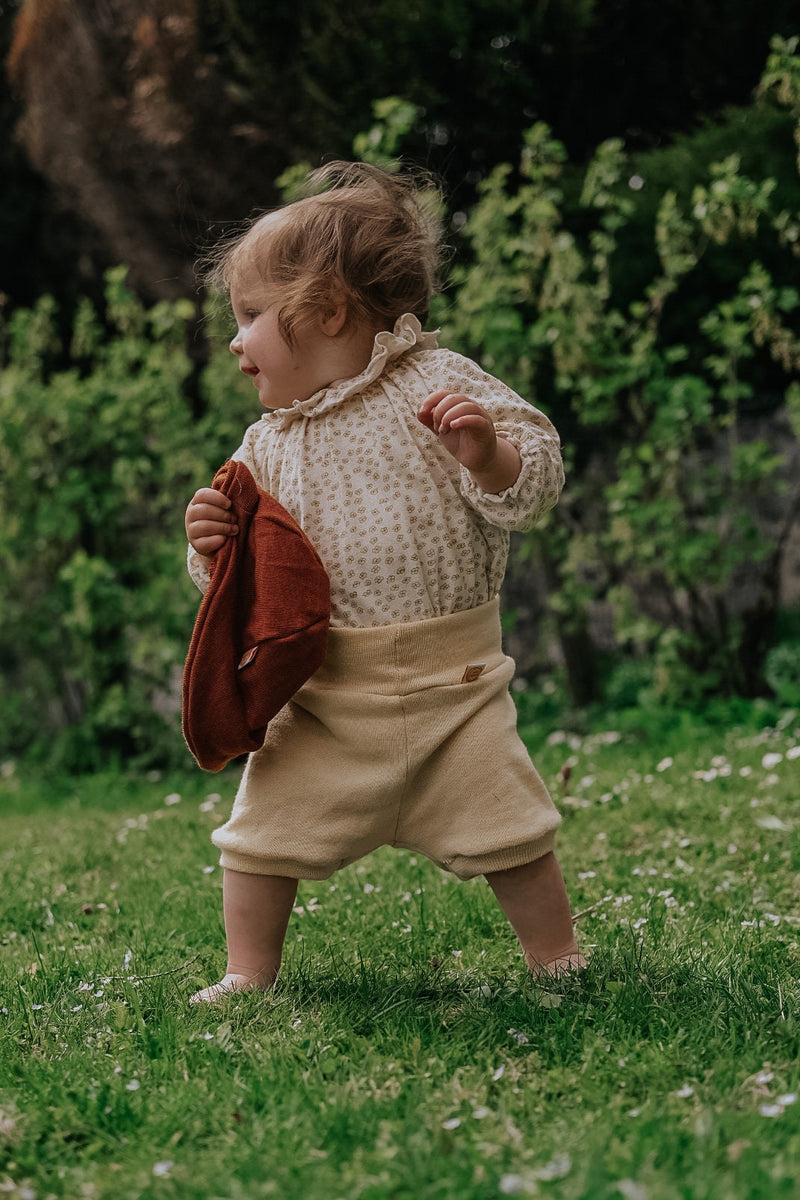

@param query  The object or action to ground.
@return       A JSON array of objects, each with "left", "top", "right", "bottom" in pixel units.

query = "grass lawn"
[{"left": 1, "top": 700, "right": 798, "bottom": 1199}]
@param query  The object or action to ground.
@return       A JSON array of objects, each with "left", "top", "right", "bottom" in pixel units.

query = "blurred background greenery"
[{"left": 1, "top": 0, "right": 799, "bottom": 771}]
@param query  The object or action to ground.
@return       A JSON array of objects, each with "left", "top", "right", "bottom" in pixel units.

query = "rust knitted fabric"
[{"left": 182, "top": 459, "right": 330, "bottom": 772}]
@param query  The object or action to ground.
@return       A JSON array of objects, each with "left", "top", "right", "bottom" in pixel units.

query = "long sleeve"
[
  {"left": 187, "top": 545, "right": 212, "bottom": 593},
  {"left": 417, "top": 350, "right": 564, "bottom": 532}
]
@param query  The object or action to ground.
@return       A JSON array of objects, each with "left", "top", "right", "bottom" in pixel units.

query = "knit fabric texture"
[
  {"left": 182, "top": 459, "right": 330, "bottom": 772},
  {"left": 211, "top": 598, "right": 561, "bottom": 880}
]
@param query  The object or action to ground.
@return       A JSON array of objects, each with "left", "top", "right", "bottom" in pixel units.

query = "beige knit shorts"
[{"left": 212, "top": 597, "right": 561, "bottom": 880}]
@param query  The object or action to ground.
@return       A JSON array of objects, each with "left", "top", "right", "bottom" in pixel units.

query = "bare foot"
[
  {"left": 189, "top": 972, "right": 271, "bottom": 1004},
  {"left": 526, "top": 951, "right": 588, "bottom": 980}
]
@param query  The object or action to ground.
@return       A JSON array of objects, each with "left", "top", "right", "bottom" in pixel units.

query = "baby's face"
[{"left": 229, "top": 273, "right": 333, "bottom": 411}]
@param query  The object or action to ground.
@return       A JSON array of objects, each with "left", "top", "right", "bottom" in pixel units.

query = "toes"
[
  {"left": 189, "top": 984, "right": 228, "bottom": 1004},
  {"left": 189, "top": 974, "right": 249, "bottom": 1003},
  {"left": 189, "top": 972, "right": 273, "bottom": 1003}
]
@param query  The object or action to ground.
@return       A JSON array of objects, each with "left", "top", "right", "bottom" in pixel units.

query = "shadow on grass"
[{"left": 166, "top": 934, "right": 795, "bottom": 1074}]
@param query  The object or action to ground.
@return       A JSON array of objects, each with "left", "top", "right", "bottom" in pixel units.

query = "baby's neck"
[
  {"left": 336, "top": 321, "right": 384, "bottom": 381},
  {"left": 298, "top": 317, "right": 388, "bottom": 402}
]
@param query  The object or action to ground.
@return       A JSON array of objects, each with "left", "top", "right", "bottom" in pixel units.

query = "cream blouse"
[{"left": 188, "top": 314, "right": 564, "bottom": 627}]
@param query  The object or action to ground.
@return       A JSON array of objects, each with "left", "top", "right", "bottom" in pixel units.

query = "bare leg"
[
  {"left": 190, "top": 870, "right": 298, "bottom": 1002},
  {"left": 485, "top": 852, "right": 586, "bottom": 977}
]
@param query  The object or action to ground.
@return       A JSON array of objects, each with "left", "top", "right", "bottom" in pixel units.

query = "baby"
[{"left": 185, "top": 161, "right": 584, "bottom": 1001}]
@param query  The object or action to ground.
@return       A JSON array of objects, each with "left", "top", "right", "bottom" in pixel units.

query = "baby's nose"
[{"left": 230, "top": 331, "right": 243, "bottom": 355}]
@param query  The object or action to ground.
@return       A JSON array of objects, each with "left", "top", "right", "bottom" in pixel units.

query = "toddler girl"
[{"left": 185, "top": 161, "right": 584, "bottom": 1001}]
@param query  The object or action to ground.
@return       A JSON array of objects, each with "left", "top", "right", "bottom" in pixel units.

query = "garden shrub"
[
  {"left": 440, "top": 36, "right": 800, "bottom": 706},
  {"left": 0, "top": 270, "right": 228, "bottom": 768},
  {"left": 3, "top": 43, "right": 800, "bottom": 767},
  {"left": 764, "top": 639, "right": 800, "bottom": 705}
]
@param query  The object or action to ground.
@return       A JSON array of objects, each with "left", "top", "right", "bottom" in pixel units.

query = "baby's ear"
[{"left": 318, "top": 296, "right": 348, "bottom": 338}]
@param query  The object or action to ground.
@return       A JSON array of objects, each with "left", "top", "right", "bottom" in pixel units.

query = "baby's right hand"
[{"left": 185, "top": 488, "right": 239, "bottom": 555}]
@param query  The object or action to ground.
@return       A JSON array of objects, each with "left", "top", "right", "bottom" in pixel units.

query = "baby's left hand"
[
  {"left": 418, "top": 390, "right": 498, "bottom": 474},
  {"left": 418, "top": 390, "right": 523, "bottom": 493}
]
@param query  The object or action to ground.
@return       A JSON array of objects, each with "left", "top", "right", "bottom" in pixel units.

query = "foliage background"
[{"left": 1, "top": 1, "right": 800, "bottom": 769}]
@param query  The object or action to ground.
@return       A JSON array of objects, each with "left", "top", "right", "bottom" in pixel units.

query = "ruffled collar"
[{"left": 264, "top": 312, "right": 439, "bottom": 426}]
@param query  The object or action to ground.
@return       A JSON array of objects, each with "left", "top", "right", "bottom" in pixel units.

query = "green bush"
[
  {"left": 764, "top": 638, "right": 800, "bottom": 704},
  {"left": 3, "top": 42, "right": 800, "bottom": 768},
  {"left": 0, "top": 270, "right": 226, "bottom": 769},
  {"left": 441, "top": 36, "right": 800, "bottom": 706}
]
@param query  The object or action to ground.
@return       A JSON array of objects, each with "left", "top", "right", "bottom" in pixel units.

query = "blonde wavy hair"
[{"left": 202, "top": 161, "right": 445, "bottom": 344}]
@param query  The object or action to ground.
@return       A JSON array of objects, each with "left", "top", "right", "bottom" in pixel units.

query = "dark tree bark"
[{"left": 7, "top": 0, "right": 291, "bottom": 301}]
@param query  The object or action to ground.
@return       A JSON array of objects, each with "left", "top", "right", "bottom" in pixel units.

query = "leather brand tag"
[
  {"left": 461, "top": 663, "right": 486, "bottom": 683},
  {"left": 238, "top": 646, "right": 259, "bottom": 670}
]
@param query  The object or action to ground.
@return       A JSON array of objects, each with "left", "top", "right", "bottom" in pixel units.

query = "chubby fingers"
[
  {"left": 190, "top": 487, "right": 233, "bottom": 513},
  {"left": 417, "top": 388, "right": 451, "bottom": 425},
  {"left": 185, "top": 487, "right": 239, "bottom": 554},
  {"left": 418, "top": 390, "right": 494, "bottom": 436},
  {"left": 418, "top": 389, "right": 462, "bottom": 432}
]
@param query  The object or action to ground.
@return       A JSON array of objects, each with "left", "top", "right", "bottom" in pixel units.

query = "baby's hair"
[{"left": 202, "top": 161, "right": 445, "bottom": 344}]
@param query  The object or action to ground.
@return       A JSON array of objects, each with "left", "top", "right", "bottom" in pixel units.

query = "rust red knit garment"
[{"left": 182, "top": 459, "right": 330, "bottom": 771}]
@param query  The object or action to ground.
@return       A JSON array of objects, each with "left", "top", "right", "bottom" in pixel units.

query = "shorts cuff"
[
  {"left": 217, "top": 848, "right": 339, "bottom": 880},
  {"left": 444, "top": 831, "right": 558, "bottom": 880}
]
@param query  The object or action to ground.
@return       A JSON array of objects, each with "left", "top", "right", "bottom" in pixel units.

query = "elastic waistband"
[{"left": 308, "top": 597, "right": 505, "bottom": 695}]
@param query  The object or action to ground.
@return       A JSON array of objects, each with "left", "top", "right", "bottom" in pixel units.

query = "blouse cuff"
[
  {"left": 460, "top": 432, "right": 528, "bottom": 500},
  {"left": 459, "top": 431, "right": 562, "bottom": 531},
  {"left": 187, "top": 545, "right": 212, "bottom": 594}
]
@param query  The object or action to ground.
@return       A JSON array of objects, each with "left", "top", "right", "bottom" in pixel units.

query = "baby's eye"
[{"left": 231, "top": 308, "right": 258, "bottom": 330}]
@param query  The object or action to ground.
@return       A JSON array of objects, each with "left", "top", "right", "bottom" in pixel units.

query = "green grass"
[{"left": 1, "top": 701, "right": 799, "bottom": 1199}]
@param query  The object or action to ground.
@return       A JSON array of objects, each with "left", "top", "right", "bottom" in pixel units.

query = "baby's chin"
[
  {"left": 257, "top": 376, "right": 333, "bottom": 411},
  {"left": 260, "top": 399, "right": 294, "bottom": 412},
  {"left": 256, "top": 385, "right": 291, "bottom": 411}
]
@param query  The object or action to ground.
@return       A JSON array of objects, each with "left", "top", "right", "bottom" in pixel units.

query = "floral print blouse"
[{"left": 189, "top": 313, "right": 564, "bottom": 627}]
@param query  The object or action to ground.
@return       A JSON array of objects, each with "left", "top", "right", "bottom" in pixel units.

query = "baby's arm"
[
  {"left": 416, "top": 350, "right": 564, "bottom": 532},
  {"left": 185, "top": 488, "right": 239, "bottom": 555},
  {"left": 417, "top": 390, "right": 522, "bottom": 494}
]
